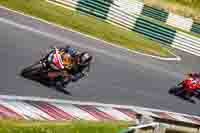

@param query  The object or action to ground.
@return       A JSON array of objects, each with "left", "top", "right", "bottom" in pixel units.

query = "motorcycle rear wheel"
[
  {"left": 169, "top": 85, "right": 182, "bottom": 94},
  {"left": 21, "top": 61, "right": 42, "bottom": 75}
]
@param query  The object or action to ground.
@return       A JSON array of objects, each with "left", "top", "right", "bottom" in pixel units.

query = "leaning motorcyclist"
[
  {"left": 47, "top": 46, "right": 77, "bottom": 72},
  {"left": 46, "top": 46, "right": 91, "bottom": 83},
  {"left": 188, "top": 72, "right": 200, "bottom": 94},
  {"left": 182, "top": 72, "right": 200, "bottom": 100}
]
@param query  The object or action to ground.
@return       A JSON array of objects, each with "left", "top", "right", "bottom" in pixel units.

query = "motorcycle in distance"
[
  {"left": 20, "top": 46, "right": 93, "bottom": 92},
  {"left": 169, "top": 73, "right": 200, "bottom": 103}
]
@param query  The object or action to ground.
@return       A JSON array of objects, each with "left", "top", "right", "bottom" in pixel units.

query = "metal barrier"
[
  {"left": 140, "top": 1, "right": 200, "bottom": 35},
  {"left": 141, "top": 5, "right": 168, "bottom": 22},
  {"left": 133, "top": 17, "right": 176, "bottom": 45},
  {"left": 192, "top": 23, "right": 200, "bottom": 34},
  {"left": 172, "top": 31, "right": 200, "bottom": 56}
]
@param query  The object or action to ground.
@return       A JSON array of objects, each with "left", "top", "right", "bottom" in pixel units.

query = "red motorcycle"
[
  {"left": 21, "top": 46, "right": 93, "bottom": 91},
  {"left": 169, "top": 73, "right": 200, "bottom": 101}
]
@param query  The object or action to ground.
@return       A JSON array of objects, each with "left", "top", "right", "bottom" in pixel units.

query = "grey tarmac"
[{"left": 0, "top": 7, "right": 200, "bottom": 115}]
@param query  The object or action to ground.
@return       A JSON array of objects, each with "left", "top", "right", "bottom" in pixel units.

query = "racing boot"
[
  {"left": 71, "top": 72, "right": 84, "bottom": 82},
  {"left": 62, "top": 71, "right": 72, "bottom": 87}
]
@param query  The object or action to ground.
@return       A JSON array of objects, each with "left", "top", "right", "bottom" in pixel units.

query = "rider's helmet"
[
  {"left": 64, "top": 46, "right": 77, "bottom": 57},
  {"left": 193, "top": 73, "right": 200, "bottom": 78}
]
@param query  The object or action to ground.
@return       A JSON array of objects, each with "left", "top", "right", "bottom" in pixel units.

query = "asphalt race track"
[{"left": 0, "top": 7, "right": 200, "bottom": 115}]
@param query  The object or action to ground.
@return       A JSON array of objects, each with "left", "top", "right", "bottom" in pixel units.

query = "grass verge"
[
  {"left": 0, "top": 119, "right": 193, "bottom": 133},
  {"left": 144, "top": 0, "right": 200, "bottom": 22},
  {"left": 0, "top": 0, "right": 173, "bottom": 57},
  {"left": 0, "top": 119, "right": 129, "bottom": 133}
]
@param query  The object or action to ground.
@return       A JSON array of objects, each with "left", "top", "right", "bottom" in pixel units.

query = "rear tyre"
[
  {"left": 169, "top": 86, "right": 181, "bottom": 94},
  {"left": 21, "top": 61, "right": 42, "bottom": 75},
  {"left": 168, "top": 88, "right": 175, "bottom": 94}
]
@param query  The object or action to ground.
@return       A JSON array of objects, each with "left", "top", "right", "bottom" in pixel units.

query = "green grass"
[
  {"left": 0, "top": 119, "right": 193, "bottom": 133},
  {"left": 0, "top": 119, "right": 129, "bottom": 133},
  {"left": 144, "top": 0, "right": 200, "bottom": 22},
  {"left": 0, "top": 0, "right": 172, "bottom": 57}
]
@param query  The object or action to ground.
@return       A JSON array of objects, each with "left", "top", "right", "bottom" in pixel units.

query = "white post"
[
  {"left": 153, "top": 124, "right": 166, "bottom": 133},
  {"left": 126, "top": 123, "right": 159, "bottom": 133},
  {"left": 197, "top": 128, "right": 200, "bottom": 133}
]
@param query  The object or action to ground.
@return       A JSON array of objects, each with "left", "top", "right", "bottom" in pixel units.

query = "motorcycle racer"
[
  {"left": 187, "top": 73, "right": 200, "bottom": 94},
  {"left": 21, "top": 45, "right": 93, "bottom": 90},
  {"left": 174, "top": 72, "right": 200, "bottom": 100},
  {"left": 46, "top": 46, "right": 91, "bottom": 82},
  {"left": 47, "top": 46, "right": 77, "bottom": 71}
]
